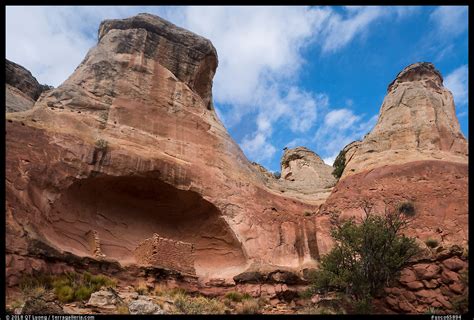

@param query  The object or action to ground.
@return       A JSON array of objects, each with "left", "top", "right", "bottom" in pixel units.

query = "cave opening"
[{"left": 44, "top": 175, "right": 247, "bottom": 277}]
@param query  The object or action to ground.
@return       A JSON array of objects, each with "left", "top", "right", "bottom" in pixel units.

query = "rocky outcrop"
[
  {"left": 339, "top": 62, "right": 467, "bottom": 179},
  {"left": 316, "top": 62, "right": 468, "bottom": 314},
  {"left": 380, "top": 245, "right": 467, "bottom": 314},
  {"left": 252, "top": 147, "right": 336, "bottom": 205},
  {"left": 279, "top": 147, "right": 336, "bottom": 202},
  {"left": 5, "top": 13, "right": 320, "bottom": 289},
  {"left": 318, "top": 63, "right": 468, "bottom": 254},
  {"left": 6, "top": 59, "right": 51, "bottom": 112},
  {"left": 128, "top": 296, "right": 164, "bottom": 314}
]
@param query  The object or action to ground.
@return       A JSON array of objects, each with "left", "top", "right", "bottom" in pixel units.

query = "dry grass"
[
  {"left": 235, "top": 298, "right": 260, "bottom": 314},
  {"left": 135, "top": 280, "right": 149, "bottom": 295},
  {"left": 116, "top": 304, "right": 130, "bottom": 314},
  {"left": 174, "top": 295, "right": 226, "bottom": 314}
]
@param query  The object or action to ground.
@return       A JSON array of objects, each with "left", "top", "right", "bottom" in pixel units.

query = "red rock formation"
[
  {"left": 5, "top": 13, "right": 320, "bottom": 286},
  {"left": 317, "top": 62, "right": 468, "bottom": 314},
  {"left": 6, "top": 59, "right": 52, "bottom": 112}
]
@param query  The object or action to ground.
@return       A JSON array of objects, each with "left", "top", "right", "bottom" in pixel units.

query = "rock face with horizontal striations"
[
  {"left": 5, "top": 13, "right": 321, "bottom": 287},
  {"left": 6, "top": 59, "right": 52, "bottom": 112}
]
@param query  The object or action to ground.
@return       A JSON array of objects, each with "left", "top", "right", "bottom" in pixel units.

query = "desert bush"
[
  {"left": 425, "top": 238, "right": 439, "bottom": 248},
  {"left": 397, "top": 201, "right": 416, "bottom": 216},
  {"left": 273, "top": 171, "right": 281, "bottom": 179},
  {"left": 19, "top": 271, "right": 115, "bottom": 303},
  {"left": 135, "top": 280, "right": 148, "bottom": 295},
  {"left": 299, "top": 306, "right": 335, "bottom": 315},
  {"left": 74, "top": 286, "right": 93, "bottom": 301},
  {"left": 95, "top": 138, "right": 108, "bottom": 149},
  {"left": 332, "top": 149, "right": 346, "bottom": 179},
  {"left": 241, "top": 292, "right": 252, "bottom": 300},
  {"left": 225, "top": 291, "right": 243, "bottom": 302},
  {"left": 56, "top": 285, "right": 74, "bottom": 303},
  {"left": 452, "top": 270, "right": 468, "bottom": 314},
  {"left": 236, "top": 299, "right": 260, "bottom": 314},
  {"left": 174, "top": 295, "right": 226, "bottom": 314},
  {"left": 310, "top": 203, "right": 420, "bottom": 311},
  {"left": 298, "top": 288, "right": 313, "bottom": 299}
]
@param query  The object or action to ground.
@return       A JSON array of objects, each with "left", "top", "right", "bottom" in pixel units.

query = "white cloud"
[
  {"left": 444, "top": 65, "right": 468, "bottom": 107},
  {"left": 241, "top": 132, "right": 277, "bottom": 164},
  {"left": 321, "top": 6, "right": 386, "bottom": 53},
  {"left": 5, "top": 6, "right": 419, "bottom": 170},
  {"left": 324, "top": 108, "right": 360, "bottom": 129},
  {"left": 315, "top": 111, "right": 377, "bottom": 160},
  {"left": 430, "top": 6, "right": 468, "bottom": 38},
  {"left": 6, "top": 6, "right": 94, "bottom": 86}
]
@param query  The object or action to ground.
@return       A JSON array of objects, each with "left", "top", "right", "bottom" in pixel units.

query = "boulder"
[
  {"left": 128, "top": 297, "right": 164, "bottom": 314},
  {"left": 87, "top": 288, "right": 124, "bottom": 309}
]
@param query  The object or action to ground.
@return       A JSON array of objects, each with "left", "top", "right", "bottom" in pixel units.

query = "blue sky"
[{"left": 6, "top": 6, "right": 468, "bottom": 172}]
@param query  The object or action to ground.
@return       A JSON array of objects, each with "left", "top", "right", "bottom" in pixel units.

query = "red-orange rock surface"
[
  {"left": 4, "top": 14, "right": 468, "bottom": 315},
  {"left": 6, "top": 13, "right": 320, "bottom": 286},
  {"left": 317, "top": 62, "right": 468, "bottom": 314}
]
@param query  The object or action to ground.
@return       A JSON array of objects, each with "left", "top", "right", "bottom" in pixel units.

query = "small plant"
[
  {"left": 332, "top": 149, "right": 346, "bottom": 179},
  {"left": 397, "top": 201, "right": 416, "bottom": 216},
  {"left": 241, "top": 292, "right": 252, "bottom": 300},
  {"left": 224, "top": 291, "right": 243, "bottom": 302},
  {"left": 135, "top": 280, "right": 148, "bottom": 295},
  {"left": 298, "top": 288, "right": 313, "bottom": 299},
  {"left": 354, "top": 295, "right": 372, "bottom": 314},
  {"left": 304, "top": 211, "right": 313, "bottom": 217},
  {"left": 74, "top": 286, "right": 93, "bottom": 301},
  {"left": 451, "top": 270, "right": 468, "bottom": 314},
  {"left": 273, "top": 171, "right": 281, "bottom": 179},
  {"left": 299, "top": 306, "right": 334, "bottom": 315},
  {"left": 425, "top": 238, "right": 439, "bottom": 248},
  {"left": 56, "top": 285, "right": 75, "bottom": 303},
  {"left": 174, "top": 295, "right": 226, "bottom": 314},
  {"left": 236, "top": 299, "right": 260, "bottom": 314},
  {"left": 95, "top": 138, "right": 108, "bottom": 149}
]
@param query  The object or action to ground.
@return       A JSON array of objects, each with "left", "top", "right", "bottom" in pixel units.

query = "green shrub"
[
  {"left": 311, "top": 204, "right": 420, "bottom": 310},
  {"left": 95, "top": 138, "right": 108, "bottom": 149},
  {"left": 397, "top": 201, "right": 416, "bottom": 216},
  {"left": 451, "top": 270, "right": 468, "bottom": 313},
  {"left": 241, "top": 293, "right": 252, "bottom": 300},
  {"left": 304, "top": 211, "right": 313, "bottom": 217},
  {"left": 425, "top": 238, "right": 439, "bottom": 248},
  {"left": 354, "top": 295, "right": 372, "bottom": 314},
  {"left": 224, "top": 291, "right": 243, "bottom": 302},
  {"left": 273, "top": 171, "right": 281, "bottom": 179},
  {"left": 56, "top": 285, "right": 74, "bottom": 303},
  {"left": 298, "top": 288, "right": 313, "bottom": 299},
  {"left": 332, "top": 149, "right": 346, "bottom": 179},
  {"left": 74, "top": 286, "right": 93, "bottom": 301}
]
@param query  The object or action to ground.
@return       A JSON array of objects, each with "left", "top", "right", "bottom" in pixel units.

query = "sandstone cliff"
[
  {"left": 6, "top": 13, "right": 320, "bottom": 286},
  {"left": 6, "top": 59, "right": 51, "bottom": 112},
  {"left": 340, "top": 62, "right": 468, "bottom": 179},
  {"left": 317, "top": 62, "right": 468, "bottom": 313}
]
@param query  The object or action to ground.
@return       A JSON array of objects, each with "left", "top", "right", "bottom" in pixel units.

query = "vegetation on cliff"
[{"left": 310, "top": 203, "right": 420, "bottom": 313}]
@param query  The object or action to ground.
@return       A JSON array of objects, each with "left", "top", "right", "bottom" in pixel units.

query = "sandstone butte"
[{"left": 5, "top": 13, "right": 468, "bottom": 314}]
